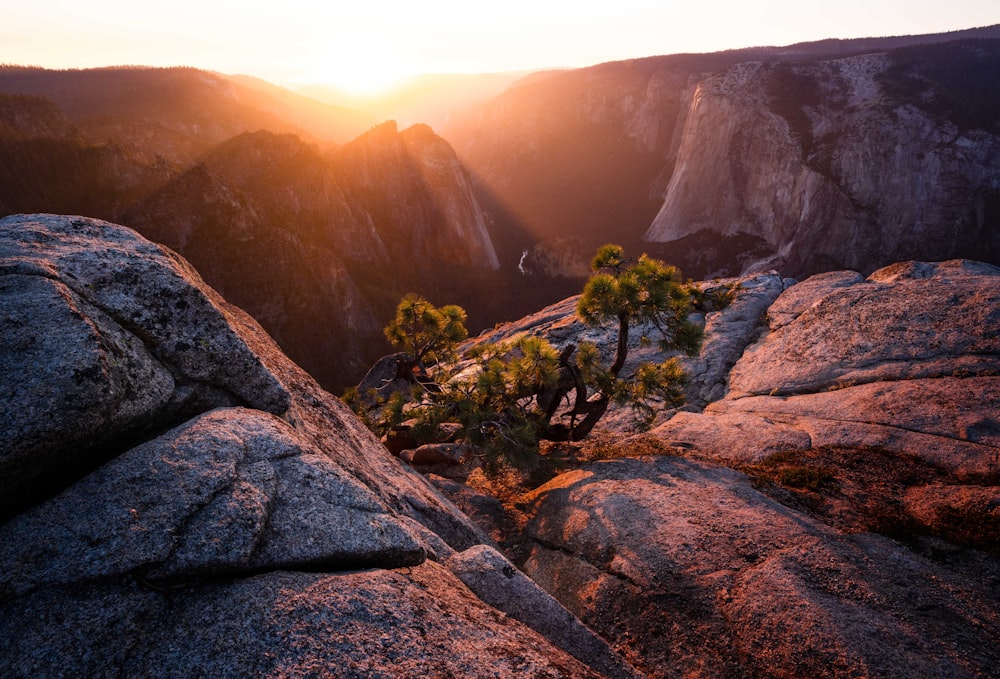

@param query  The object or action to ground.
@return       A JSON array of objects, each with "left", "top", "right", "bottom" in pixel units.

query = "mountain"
[
  {"left": 446, "top": 26, "right": 1000, "bottom": 279},
  {"left": 4, "top": 26, "right": 999, "bottom": 391},
  {"left": 644, "top": 39, "right": 1000, "bottom": 275},
  {"left": 121, "top": 124, "right": 501, "bottom": 389},
  {"left": 0, "top": 67, "right": 511, "bottom": 391},
  {"left": 335, "top": 121, "right": 500, "bottom": 270},
  {"left": 0, "top": 93, "right": 173, "bottom": 218}
]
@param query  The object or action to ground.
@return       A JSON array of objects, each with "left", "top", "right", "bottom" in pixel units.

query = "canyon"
[
  {"left": 447, "top": 26, "right": 1000, "bottom": 279},
  {"left": 1, "top": 29, "right": 999, "bottom": 675}
]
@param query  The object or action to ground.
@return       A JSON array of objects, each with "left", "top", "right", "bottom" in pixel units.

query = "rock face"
[
  {"left": 522, "top": 456, "right": 999, "bottom": 679},
  {"left": 337, "top": 121, "right": 500, "bottom": 270},
  {"left": 0, "top": 215, "right": 622, "bottom": 677},
  {"left": 4, "top": 215, "right": 998, "bottom": 677},
  {"left": 644, "top": 46, "right": 1000, "bottom": 276},
  {"left": 656, "top": 259, "right": 1000, "bottom": 477}
]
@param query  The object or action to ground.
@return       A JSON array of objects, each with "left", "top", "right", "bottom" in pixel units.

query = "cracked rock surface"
[
  {"left": 654, "top": 260, "right": 1000, "bottom": 476},
  {"left": 522, "top": 455, "right": 1000, "bottom": 678}
]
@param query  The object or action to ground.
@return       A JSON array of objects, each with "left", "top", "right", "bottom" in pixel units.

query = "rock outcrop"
[
  {"left": 0, "top": 214, "right": 623, "bottom": 677},
  {"left": 4, "top": 214, "right": 998, "bottom": 677},
  {"left": 460, "top": 270, "right": 787, "bottom": 419},
  {"left": 456, "top": 257, "right": 1000, "bottom": 678},
  {"left": 655, "top": 259, "right": 1000, "bottom": 477},
  {"left": 522, "top": 455, "right": 999, "bottom": 678}
]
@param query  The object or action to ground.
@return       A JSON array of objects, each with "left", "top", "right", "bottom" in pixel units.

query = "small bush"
[
  {"left": 746, "top": 449, "right": 838, "bottom": 492},
  {"left": 775, "top": 465, "right": 837, "bottom": 492}
]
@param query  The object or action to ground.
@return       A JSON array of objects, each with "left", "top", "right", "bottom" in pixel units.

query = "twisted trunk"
[{"left": 539, "top": 312, "right": 629, "bottom": 441}]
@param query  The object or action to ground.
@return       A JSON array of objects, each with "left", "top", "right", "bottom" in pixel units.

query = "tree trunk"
[
  {"left": 611, "top": 312, "right": 629, "bottom": 377},
  {"left": 539, "top": 313, "right": 629, "bottom": 442}
]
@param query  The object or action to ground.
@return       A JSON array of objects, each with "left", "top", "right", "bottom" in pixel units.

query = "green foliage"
[
  {"left": 358, "top": 245, "right": 704, "bottom": 476},
  {"left": 383, "top": 293, "right": 468, "bottom": 366},
  {"left": 578, "top": 245, "right": 702, "bottom": 357},
  {"left": 622, "top": 358, "right": 689, "bottom": 422},
  {"left": 446, "top": 335, "right": 561, "bottom": 467},
  {"left": 573, "top": 244, "right": 701, "bottom": 427}
]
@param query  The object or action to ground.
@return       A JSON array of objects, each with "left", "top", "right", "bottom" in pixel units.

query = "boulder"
[
  {"left": 356, "top": 351, "right": 415, "bottom": 404},
  {"left": 0, "top": 214, "right": 290, "bottom": 513}
]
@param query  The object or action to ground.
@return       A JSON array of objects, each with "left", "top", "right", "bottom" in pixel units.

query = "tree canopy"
[
  {"left": 351, "top": 245, "right": 707, "bottom": 470},
  {"left": 383, "top": 293, "right": 468, "bottom": 366}
]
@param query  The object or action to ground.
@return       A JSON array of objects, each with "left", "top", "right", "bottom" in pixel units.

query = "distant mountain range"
[
  {"left": 299, "top": 70, "right": 533, "bottom": 131},
  {"left": 2, "top": 25, "right": 999, "bottom": 389}
]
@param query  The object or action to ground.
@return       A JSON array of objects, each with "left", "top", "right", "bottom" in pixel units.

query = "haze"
[{"left": 3, "top": 0, "right": 998, "bottom": 95}]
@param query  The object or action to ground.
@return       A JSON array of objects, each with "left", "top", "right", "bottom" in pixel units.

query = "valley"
[{"left": 1, "top": 25, "right": 999, "bottom": 677}]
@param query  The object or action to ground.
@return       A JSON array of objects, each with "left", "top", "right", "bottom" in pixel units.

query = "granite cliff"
[{"left": 644, "top": 44, "right": 1000, "bottom": 275}]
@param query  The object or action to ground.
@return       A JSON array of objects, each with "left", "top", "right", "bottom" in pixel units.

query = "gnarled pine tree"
[
  {"left": 540, "top": 244, "right": 702, "bottom": 440},
  {"left": 352, "top": 246, "right": 704, "bottom": 467}
]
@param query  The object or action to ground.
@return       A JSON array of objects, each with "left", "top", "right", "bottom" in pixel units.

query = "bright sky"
[{"left": 2, "top": 0, "right": 997, "bottom": 94}]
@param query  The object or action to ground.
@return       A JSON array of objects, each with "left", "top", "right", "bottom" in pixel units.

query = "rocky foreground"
[{"left": 2, "top": 214, "right": 998, "bottom": 678}]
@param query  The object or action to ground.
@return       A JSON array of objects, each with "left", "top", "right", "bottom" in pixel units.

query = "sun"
[{"left": 304, "top": 34, "right": 415, "bottom": 98}]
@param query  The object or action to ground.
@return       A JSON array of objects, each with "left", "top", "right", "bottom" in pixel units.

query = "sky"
[{"left": 2, "top": 0, "right": 998, "bottom": 94}]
